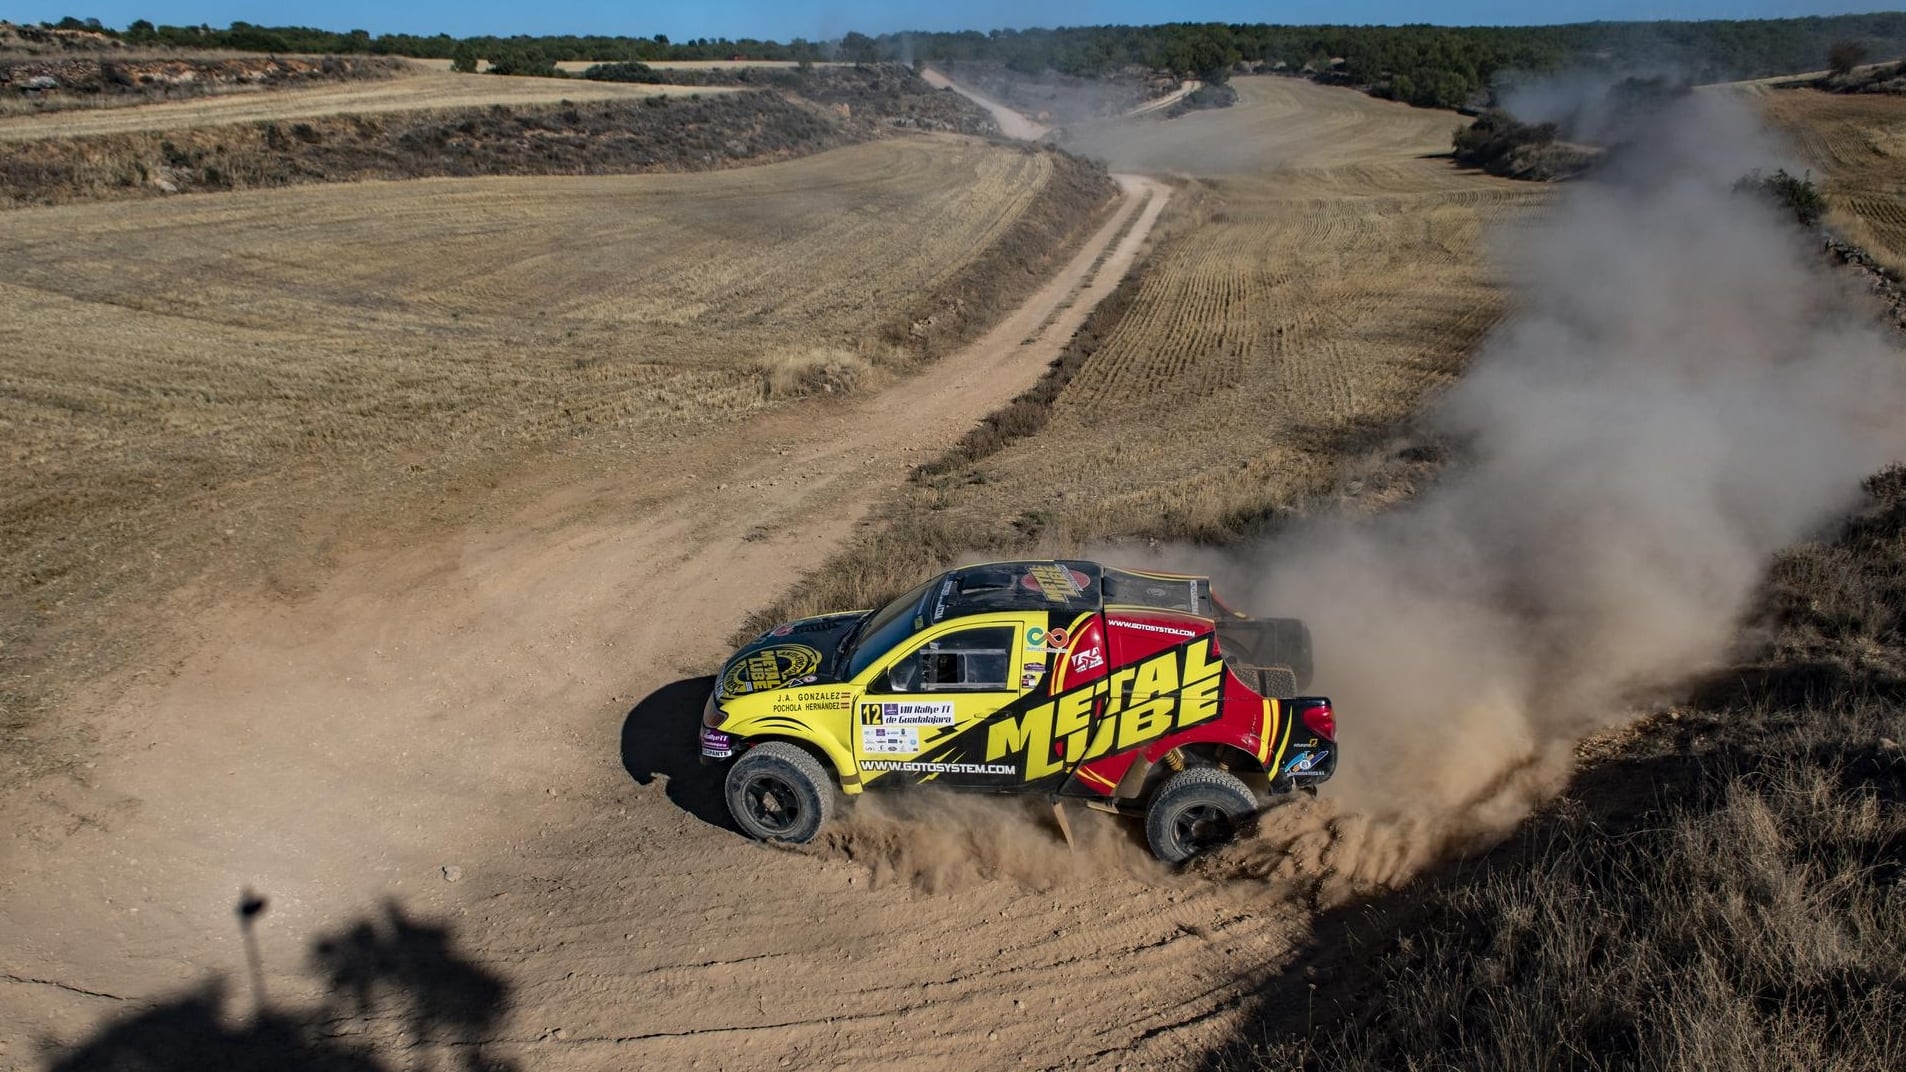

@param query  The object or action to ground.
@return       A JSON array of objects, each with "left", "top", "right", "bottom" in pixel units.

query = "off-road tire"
[
  {"left": 725, "top": 742, "right": 835, "bottom": 844},
  {"left": 1144, "top": 767, "right": 1258, "bottom": 864}
]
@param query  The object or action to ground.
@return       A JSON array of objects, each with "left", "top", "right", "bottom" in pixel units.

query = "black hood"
[{"left": 716, "top": 612, "right": 868, "bottom": 698}]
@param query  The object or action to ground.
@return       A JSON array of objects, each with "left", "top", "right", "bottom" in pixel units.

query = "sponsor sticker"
[
  {"left": 982, "top": 636, "right": 1227, "bottom": 781},
  {"left": 859, "top": 700, "right": 957, "bottom": 727},
  {"left": 770, "top": 623, "right": 794, "bottom": 638},
  {"left": 860, "top": 725, "right": 921, "bottom": 754},
  {"left": 859, "top": 760, "right": 1015, "bottom": 775},
  {"left": 1282, "top": 749, "right": 1331, "bottom": 776},
  {"left": 1028, "top": 626, "right": 1070, "bottom": 654},
  {"left": 1069, "top": 645, "right": 1105, "bottom": 675},
  {"left": 720, "top": 644, "right": 823, "bottom": 697},
  {"left": 699, "top": 727, "right": 736, "bottom": 759},
  {"left": 1109, "top": 619, "right": 1198, "bottom": 639},
  {"left": 1020, "top": 564, "right": 1089, "bottom": 602}
]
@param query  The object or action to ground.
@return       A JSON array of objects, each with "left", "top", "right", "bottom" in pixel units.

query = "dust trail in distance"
[{"left": 1179, "top": 90, "right": 1906, "bottom": 899}]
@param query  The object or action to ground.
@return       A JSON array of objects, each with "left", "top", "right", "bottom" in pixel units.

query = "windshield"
[{"left": 845, "top": 576, "right": 938, "bottom": 679}]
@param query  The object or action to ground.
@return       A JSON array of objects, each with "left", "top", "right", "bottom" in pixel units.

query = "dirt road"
[
  {"left": 921, "top": 67, "right": 1054, "bottom": 141},
  {"left": 0, "top": 174, "right": 1251, "bottom": 1070}
]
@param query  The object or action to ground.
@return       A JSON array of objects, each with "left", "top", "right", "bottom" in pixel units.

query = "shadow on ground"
[
  {"left": 47, "top": 896, "right": 514, "bottom": 1072},
  {"left": 620, "top": 674, "right": 733, "bottom": 831}
]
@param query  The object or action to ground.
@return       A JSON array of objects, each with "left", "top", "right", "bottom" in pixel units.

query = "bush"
[
  {"left": 486, "top": 46, "right": 560, "bottom": 78},
  {"left": 1829, "top": 40, "right": 1869, "bottom": 76},
  {"left": 1165, "top": 82, "right": 1238, "bottom": 117},
  {"left": 1736, "top": 168, "right": 1828, "bottom": 228},
  {"left": 1453, "top": 109, "right": 1556, "bottom": 168},
  {"left": 581, "top": 61, "right": 667, "bottom": 84}
]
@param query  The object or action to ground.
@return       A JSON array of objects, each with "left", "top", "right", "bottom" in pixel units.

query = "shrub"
[
  {"left": 1829, "top": 40, "right": 1869, "bottom": 76},
  {"left": 1736, "top": 168, "right": 1827, "bottom": 229},
  {"left": 581, "top": 61, "right": 667, "bottom": 84},
  {"left": 1453, "top": 109, "right": 1556, "bottom": 169}
]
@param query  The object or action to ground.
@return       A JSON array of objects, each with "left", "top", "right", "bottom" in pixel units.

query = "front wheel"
[
  {"left": 725, "top": 742, "right": 835, "bottom": 844},
  {"left": 1144, "top": 767, "right": 1258, "bottom": 864}
]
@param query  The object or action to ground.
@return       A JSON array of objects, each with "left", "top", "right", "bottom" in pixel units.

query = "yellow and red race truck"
[{"left": 699, "top": 560, "right": 1335, "bottom": 862}]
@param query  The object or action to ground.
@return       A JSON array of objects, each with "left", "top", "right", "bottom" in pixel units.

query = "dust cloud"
[{"left": 1188, "top": 90, "right": 1906, "bottom": 897}]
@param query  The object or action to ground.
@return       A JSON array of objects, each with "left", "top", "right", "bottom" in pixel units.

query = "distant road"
[{"left": 919, "top": 66, "right": 1052, "bottom": 141}]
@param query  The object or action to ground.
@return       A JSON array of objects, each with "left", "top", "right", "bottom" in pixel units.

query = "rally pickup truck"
[{"left": 699, "top": 560, "right": 1336, "bottom": 862}]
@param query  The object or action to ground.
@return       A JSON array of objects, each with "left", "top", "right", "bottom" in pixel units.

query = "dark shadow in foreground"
[
  {"left": 619, "top": 674, "right": 734, "bottom": 831},
  {"left": 47, "top": 896, "right": 515, "bottom": 1072}
]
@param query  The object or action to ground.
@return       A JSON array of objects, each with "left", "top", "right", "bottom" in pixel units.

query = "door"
[{"left": 854, "top": 618, "right": 1032, "bottom": 788}]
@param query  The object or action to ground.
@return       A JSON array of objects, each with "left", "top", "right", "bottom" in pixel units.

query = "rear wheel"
[
  {"left": 725, "top": 742, "right": 835, "bottom": 844},
  {"left": 1144, "top": 767, "right": 1258, "bottom": 864}
]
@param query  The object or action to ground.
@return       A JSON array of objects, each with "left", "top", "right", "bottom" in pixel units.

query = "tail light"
[
  {"left": 702, "top": 693, "right": 727, "bottom": 728},
  {"left": 1298, "top": 700, "right": 1335, "bottom": 741}
]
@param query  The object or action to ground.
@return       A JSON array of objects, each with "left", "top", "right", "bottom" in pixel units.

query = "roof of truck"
[{"left": 924, "top": 560, "right": 1214, "bottom": 623}]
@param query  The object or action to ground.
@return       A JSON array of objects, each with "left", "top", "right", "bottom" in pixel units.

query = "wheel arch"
[
  {"left": 1115, "top": 741, "right": 1269, "bottom": 803},
  {"left": 741, "top": 732, "right": 861, "bottom": 794}
]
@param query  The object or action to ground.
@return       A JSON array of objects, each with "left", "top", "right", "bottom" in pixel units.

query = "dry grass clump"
[{"left": 757, "top": 346, "right": 874, "bottom": 399}]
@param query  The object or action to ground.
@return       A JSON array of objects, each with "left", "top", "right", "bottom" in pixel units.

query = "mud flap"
[{"left": 1050, "top": 798, "right": 1076, "bottom": 851}]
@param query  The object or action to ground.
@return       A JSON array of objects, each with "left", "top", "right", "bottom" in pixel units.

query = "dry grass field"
[
  {"left": 0, "top": 67, "right": 731, "bottom": 141},
  {"left": 1759, "top": 87, "right": 1906, "bottom": 270},
  {"left": 0, "top": 136, "right": 1095, "bottom": 738}
]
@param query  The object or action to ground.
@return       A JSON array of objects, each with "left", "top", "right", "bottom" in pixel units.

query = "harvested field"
[
  {"left": 0, "top": 67, "right": 731, "bottom": 140},
  {"left": 0, "top": 137, "right": 1112, "bottom": 751},
  {"left": 1061, "top": 75, "right": 1465, "bottom": 175},
  {"left": 1758, "top": 87, "right": 1906, "bottom": 269}
]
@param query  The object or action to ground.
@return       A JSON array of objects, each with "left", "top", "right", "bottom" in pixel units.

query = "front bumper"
[{"left": 699, "top": 725, "right": 737, "bottom": 763}]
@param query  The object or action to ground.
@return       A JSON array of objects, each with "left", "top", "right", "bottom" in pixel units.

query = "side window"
[{"left": 885, "top": 627, "right": 1015, "bottom": 693}]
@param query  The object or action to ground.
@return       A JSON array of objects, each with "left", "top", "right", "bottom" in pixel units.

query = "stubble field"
[{"left": 1759, "top": 86, "right": 1906, "bottom": 267}]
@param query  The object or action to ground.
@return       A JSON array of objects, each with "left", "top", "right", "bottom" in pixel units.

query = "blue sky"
[{"left": 13, "top": 2, "right": 1901, "bottom": 41}]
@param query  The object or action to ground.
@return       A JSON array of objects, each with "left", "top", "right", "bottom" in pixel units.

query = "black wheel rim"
[
  {"left": 741, "top": 772, "right": 803, "bottom": 836},
  {"left": 1173, "top": 802, "right": 1232, "bottom": 853}
]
